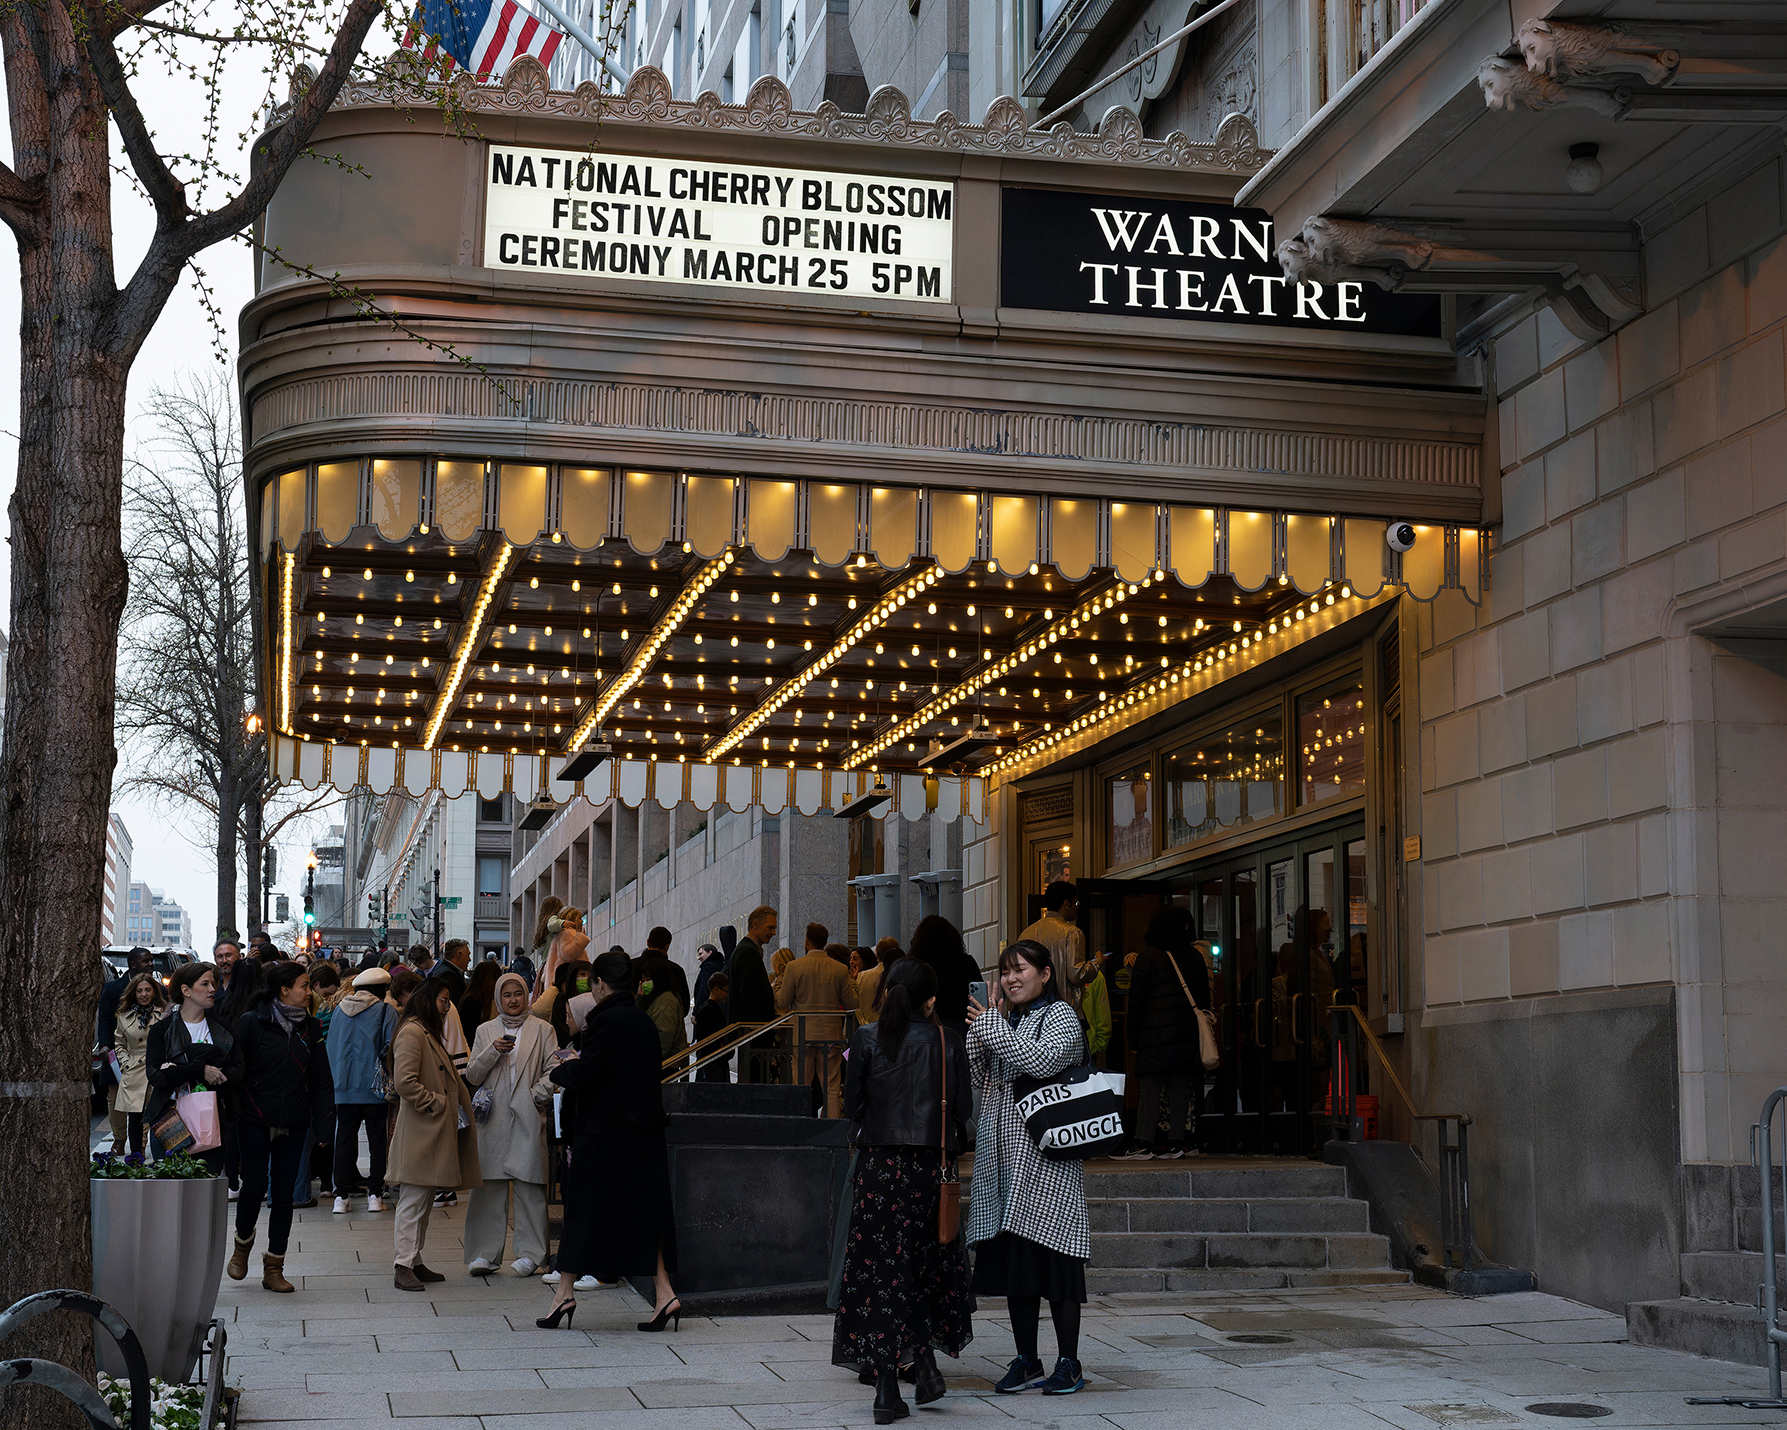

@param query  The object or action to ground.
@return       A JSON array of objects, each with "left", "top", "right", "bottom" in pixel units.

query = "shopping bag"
[
  {"left": 176, "top": 1090, "right": 221, "bottom": 1152},
  {"left": 1012, "top": 1059, "right": 1128, "bottom": 1161}
]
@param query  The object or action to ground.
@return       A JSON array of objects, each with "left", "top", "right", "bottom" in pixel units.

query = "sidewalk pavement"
[{"left": 222, "top": 1197, "right": 1785, "bottom": 1429}]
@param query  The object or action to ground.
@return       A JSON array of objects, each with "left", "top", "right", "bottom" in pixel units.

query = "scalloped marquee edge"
[{"left": 320, "top": 55, "right": 1270, "bottom": 174}]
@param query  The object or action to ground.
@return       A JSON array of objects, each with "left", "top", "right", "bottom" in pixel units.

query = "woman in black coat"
[
  {"left": 146, "top": 962, "right": 246, "bottom": 1175},
  {"left": 227, "top": 961, "right": 335, "bottom": 1294},
  {"left": 1121, "top": 906, "right": 1210, "bottom": 1159},
  {"left": 833, "top": 957, "right": 974, "bottom": 1424},
  {"left": 908, "top": 915, "right": 980, "bottom": 1031},
  {"left": 539, "top": 949, "right": 681, "bottom": 1332}
]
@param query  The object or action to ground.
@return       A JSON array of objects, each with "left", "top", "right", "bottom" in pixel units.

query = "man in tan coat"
[
  {"left": 775, "top": 921, "right": 853, "bottom": 1117},
  {"left": 1017, "top": 880, "right": 1085, "bottom": 1019},
  {"left": 387, "top": 988, "right": 483, "bottom": 1291}
]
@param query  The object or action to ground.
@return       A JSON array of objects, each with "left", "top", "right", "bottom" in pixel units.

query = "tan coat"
[
  {"left": 776, "top": 949, "right": 853, "bottom": 1042},
  {"left": 114, "top": 1008, "right": 157, "bottom": 1114},
  {"left": 387, "top": 1020, "right": 484, "bottom": 1192}
]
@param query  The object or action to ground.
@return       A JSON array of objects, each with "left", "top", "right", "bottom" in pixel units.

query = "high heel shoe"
[
  {"left": 637, "top": 1297, "right": 681, "bottom": 1332},
  {"left": 535, "top": 1299, "right": 577, "bottom": 1329}
]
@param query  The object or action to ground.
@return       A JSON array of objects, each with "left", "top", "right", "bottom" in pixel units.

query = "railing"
[
  {"left": 1688, "top": 1088, "right": 1787, "bottom": 1411},
  {"left": 1328, "top": 1003, "right": 1475, "bottom": 1272},
  {"left": 474, "top": 894, "right": 505, "bottom": 920},
  {"left": 661, "top": 1010, "right": 851, "bottom": 1084},
  {"left": 0, "top": 1290, "right": 151, "bottom": 1430}
]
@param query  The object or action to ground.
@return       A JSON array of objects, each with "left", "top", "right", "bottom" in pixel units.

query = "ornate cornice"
[
  {"left": 248, "top": 371, "right": 1479, "bottom": 493},
  {"left": 315, "top": 55, "right": 1269, "bottom": 175}
]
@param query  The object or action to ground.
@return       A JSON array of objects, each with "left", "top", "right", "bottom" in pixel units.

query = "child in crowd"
[{"left": 693, "top": 973, "right": 731, "bottom": 1083}]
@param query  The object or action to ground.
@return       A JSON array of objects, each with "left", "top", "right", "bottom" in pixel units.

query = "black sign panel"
[{"left": 1000, "top": 186, "right": 1442, "bottom": 338}]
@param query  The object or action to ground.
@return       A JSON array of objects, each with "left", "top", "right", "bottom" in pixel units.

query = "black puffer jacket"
[
  {"left": 1127, "top": 943, "right": 1210, "bottom": 1075},
  {"left": 844, "top": 1019, "right": 973, "bottom": 1152},
  {"left": 232, "top": 1004, "right": 335, "bottom": 1132},
  {"left": 145, "top": 1013, "right": 246, "bottom": 1126}
]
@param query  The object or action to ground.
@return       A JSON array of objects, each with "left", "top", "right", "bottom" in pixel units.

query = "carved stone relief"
[{"left": 307, "top": 53, "right": 1270, "bottom": 175}]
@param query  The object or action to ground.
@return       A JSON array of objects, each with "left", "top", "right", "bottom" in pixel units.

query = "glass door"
[{"left": 1173, "top": 819, "right": 1368, "bottom": 1155}]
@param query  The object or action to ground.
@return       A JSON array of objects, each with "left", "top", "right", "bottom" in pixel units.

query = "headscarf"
[
  {"left": 497, "top": 972, "right": 530, "bottom": 1032},
  {"left": 565, "top": 991, "right": 599, "bottom": 1035}
]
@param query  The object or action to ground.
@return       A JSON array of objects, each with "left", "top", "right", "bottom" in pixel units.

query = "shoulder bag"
[
  {"left": 1010, "top": 1005, "right": 1129, "bottom": 1161},
  {"left": 1164, "top": 951, "right": 1221, "bottom": 1072},
  {"left": 937, "top": 1027, "right": 961, "bottom": 1243}
]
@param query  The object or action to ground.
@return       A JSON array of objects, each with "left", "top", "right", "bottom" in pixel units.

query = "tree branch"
[{"left": 82, "top": 7, "right": 188, "bottom": 227}]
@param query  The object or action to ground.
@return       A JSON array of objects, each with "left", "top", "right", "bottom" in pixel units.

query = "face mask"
[{"left": 574, "top": 974, "right": 591, "bottom": 993}]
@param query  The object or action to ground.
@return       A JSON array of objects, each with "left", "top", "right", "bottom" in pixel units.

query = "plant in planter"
[
  {"left": 96, "top": 1371, "right": 206, "bottom": 1430},
  {"left": 91, "top": 1149, "right": 229, "bottom": 1384}
]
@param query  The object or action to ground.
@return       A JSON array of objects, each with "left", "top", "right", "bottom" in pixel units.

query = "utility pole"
[{"left": 433, "top": 867, "right": 442, "bottom": 967}]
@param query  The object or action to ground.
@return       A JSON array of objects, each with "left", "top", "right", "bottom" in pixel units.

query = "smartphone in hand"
[{"left": 968, "top": 980, "right": 989, "bottom": 1008}]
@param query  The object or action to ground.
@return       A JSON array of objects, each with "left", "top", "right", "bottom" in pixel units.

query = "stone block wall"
[{"left": 1416, "top": 147, "right": 1787, "bottom": 1210}]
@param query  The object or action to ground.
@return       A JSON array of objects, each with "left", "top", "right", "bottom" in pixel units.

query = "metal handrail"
[
  {"left": 660, "top": 1012, "right": 798, "bottom": 1082},
  {"left": 0, "top": 1290, "right": 152, "bottom": 1429},
  {"left": 1328, "top": 1003, "right": 1475, "bottom": 1272},
  {"left": 1688, "top": 1087, "right": 1787, "bottom": 1411}
]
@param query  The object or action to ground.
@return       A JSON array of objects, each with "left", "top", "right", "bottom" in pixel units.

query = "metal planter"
[{"left": 91, "top": 1174, "right": 229, "bottom": 1383}]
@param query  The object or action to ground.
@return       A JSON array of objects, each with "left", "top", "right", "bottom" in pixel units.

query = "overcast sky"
[{"left": 0, "top": 46, "right": 373, "bottom": 938}]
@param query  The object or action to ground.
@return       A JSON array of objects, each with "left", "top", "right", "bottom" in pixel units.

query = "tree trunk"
[
  {"left": 216, "top": 768, "right": 240, "bottom": 946},
  {"left": 245, "top": 764, "right": 264, "bottom": 940},
  {"left": 0, "top": 61, "right": 126, "bottom": 1428}
]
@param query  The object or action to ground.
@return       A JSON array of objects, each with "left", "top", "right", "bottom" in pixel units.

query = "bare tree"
[
  {"left": 0, "top": 0, "right": 413, "bottom": 1411},
  {"left": 117, "top": 375, "right": 258, "bottom": 944}
]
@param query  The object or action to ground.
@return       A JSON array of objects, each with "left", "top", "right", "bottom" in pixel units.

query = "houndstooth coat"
[{"left": 964, "top": 997, "right": 1090, "bottom": 1260}]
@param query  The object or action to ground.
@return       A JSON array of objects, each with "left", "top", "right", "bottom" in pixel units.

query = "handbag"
[
  {"left": 472, "top": 1082, "right": 496, "bottom": 1125},
  {"left": 1163, "top": 951, "right": 1220, "bottom": 1073},
  {"left": 936, "top": 1027, "right": 960, "bottom": 1244},
  {"left": 1011, "top": 1012, "right": 1128, "bottom": 1161},
  {"left": 151, "top": 1103, "right": 195, "bottom": 1154},
  {"left": 372, "top": 1014, "right": 397, "bottom": 1104},
  {"left": 177, "top": 1089, "right": 221, "bottom": 1152}
]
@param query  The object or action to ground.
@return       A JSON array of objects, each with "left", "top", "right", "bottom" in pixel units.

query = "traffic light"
[
  {"left": 303, "top": 894, "right": 316, "bottom": 928},
  {"left": 263, "top": 845, "right": 276, "bottom": 884},
  {"left": 367, "top": 894, "right": 379, "bottom": 923}
]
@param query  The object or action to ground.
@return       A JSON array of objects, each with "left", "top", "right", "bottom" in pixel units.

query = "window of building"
[
  {"left": 477, "top": 856, "right": 506, "bottom": 897},
  {"left": 478, "top": 794, "right": 505, "bottom": 823},
  {"left": 672, "top": 17, "right": 683, "bottom": 95},
  {"left": 1107, "top": 763, "right": 1154, "bottom": 868},
  {"left": 1164, "top": 711, "right": 1285, "bottom": 849},
  {"left": 721, "top": 62, "right": 733, "bottom": 101},
  {"left": 1297, "top": 677, "right": 1368, "bottom": 807},
  {"left": 1037, "top": 0, "right": 1069, "bottom": 44},
  {"left": 1037, "top": 844, "right": 1072, "bottom": 887}
]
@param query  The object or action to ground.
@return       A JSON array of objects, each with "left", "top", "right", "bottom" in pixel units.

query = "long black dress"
[{"left": 550, "top": 991, "right": 678, "bottom": 1280}]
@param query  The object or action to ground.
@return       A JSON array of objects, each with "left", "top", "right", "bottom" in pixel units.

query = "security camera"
[{"left": 1386, "top": 522, "right": 1417, "bottom": 553}]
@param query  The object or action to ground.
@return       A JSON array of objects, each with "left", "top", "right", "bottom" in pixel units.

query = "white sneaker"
[
  {"left": 468, "top": 1257, "right": 494, "bottom": 1274},
  {"left": 511, "top": 1258, "right": 537, "bottom": 1277},
  {"left": 333, "top": 1196, "right": 351, "bottom": 1215},
  {"left": 365, "top": 1194, "right": 386, "bottom": 1212},
  {"left": 542, "top": 1269, "right": 561, "bottom": 1284},
  {"left": 574, "top": 1275, "right": 599, "bottom": 1291},
  {"left": 227, "top": 1186, "right": 240, "bottom": 1203}
]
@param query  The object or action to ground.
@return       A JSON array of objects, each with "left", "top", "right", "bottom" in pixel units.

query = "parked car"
[{"left": 100, "top": 945, "right": 195, "bottom": 988}]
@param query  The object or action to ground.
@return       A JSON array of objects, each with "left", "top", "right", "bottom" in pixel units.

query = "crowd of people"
[{"left": 93, "top": 875, "right": 1218, "bottom": 1418}]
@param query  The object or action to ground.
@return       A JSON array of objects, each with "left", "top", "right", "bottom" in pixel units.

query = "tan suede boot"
[
  {"left": 261, "top": 1253, "right": 295, "bottom": 1293},
  {"left": 227, "top": 1234, "right": 254, "bottom": 1281}
]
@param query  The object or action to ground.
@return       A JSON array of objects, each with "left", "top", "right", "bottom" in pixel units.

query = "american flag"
[{"left": 404, "top": 0, "right": 565, "bottom": 78}]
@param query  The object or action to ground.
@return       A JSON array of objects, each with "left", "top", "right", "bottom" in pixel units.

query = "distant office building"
[{"left": 101, "top": 814, "right": 133, "bottom": 944}]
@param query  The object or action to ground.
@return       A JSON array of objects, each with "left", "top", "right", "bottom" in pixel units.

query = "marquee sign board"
[
  {"left": 1000, "top": 186, "right": 1442, "bottom": 337},
  {"left": 484, "top": 144, "right": 955, "bottom": 303}
]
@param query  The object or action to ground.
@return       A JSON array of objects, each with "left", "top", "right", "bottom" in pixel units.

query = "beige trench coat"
[
  {"left": 387, "top": 1020, "right": 483, "bottom": 1192},
  {"left": 463, "top": 1014, "right": 556, "bottom": 1184}
]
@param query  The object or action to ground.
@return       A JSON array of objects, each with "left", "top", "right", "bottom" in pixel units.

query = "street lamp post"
[{"left": 433, "top": 867, "right": 442, "bottom": 967}]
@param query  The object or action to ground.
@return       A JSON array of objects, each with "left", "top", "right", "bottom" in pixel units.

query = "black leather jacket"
[{"left": 845, "top": 1020, "right": 973, "bottom": 1152}]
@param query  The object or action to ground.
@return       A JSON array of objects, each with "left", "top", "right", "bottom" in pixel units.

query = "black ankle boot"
[
  {"left": 912, "top": 1348, "right": 946, "bottom": 1404},
  {"left": 873, "top": 1368, "right": 911, "bottom": 1424}
]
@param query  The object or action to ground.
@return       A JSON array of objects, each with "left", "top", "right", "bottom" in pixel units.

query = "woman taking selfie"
[
  {"left": 464, "top": 972, "right": 557, "bottom": 1276},
  {"left": 146, "top": 963, "right": 243, "bottom": 1174},
  {"left": 965, "top": 939, "right": 1090, "bottom": 1397},
  {"left": 832, "top": 958, "right": 974, "bottom": 1424}
]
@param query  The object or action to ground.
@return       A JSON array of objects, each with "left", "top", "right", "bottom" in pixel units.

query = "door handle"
[
  {"left": 1253, "top": 998, "right": 1267, "bottom": 1047},
  {"left": 1290, "top": 992, "right": 1307, "bottom": 1046}
]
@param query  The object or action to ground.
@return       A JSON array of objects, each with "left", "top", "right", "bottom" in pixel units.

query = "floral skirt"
[{"left": 831, "top": 1146, "right": 975, "bottom": 1374}]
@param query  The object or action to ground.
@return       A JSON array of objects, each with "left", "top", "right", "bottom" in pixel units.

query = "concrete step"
[
  {"left": 1081, "top": 1165, "right": 1348, "bottom": 1201},
  {"left": 1627, "top": 1297, "right": 1768, "bottom": 1366},
  {"left": 1090, "top": 1230, "right": 1393, "bottom": 1271},
  {"left": 1681, "top": 1250, "right": 1785, "bottom": 1306},
  {"left": 1086, "top": 1266, "right": 1411, "bottom": 1294},
  {"left": 1087, "top": 1196, "right": 1370, "bottom": 1235}
]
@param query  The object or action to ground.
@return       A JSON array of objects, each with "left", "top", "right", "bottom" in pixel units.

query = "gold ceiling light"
[{"left": 421, "top": 543, "right": 514, "bottom": 749}]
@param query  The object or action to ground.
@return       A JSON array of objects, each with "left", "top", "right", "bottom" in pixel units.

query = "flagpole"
[{"left": 529, "top": 0, "right": 631, "bottom": 86}]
